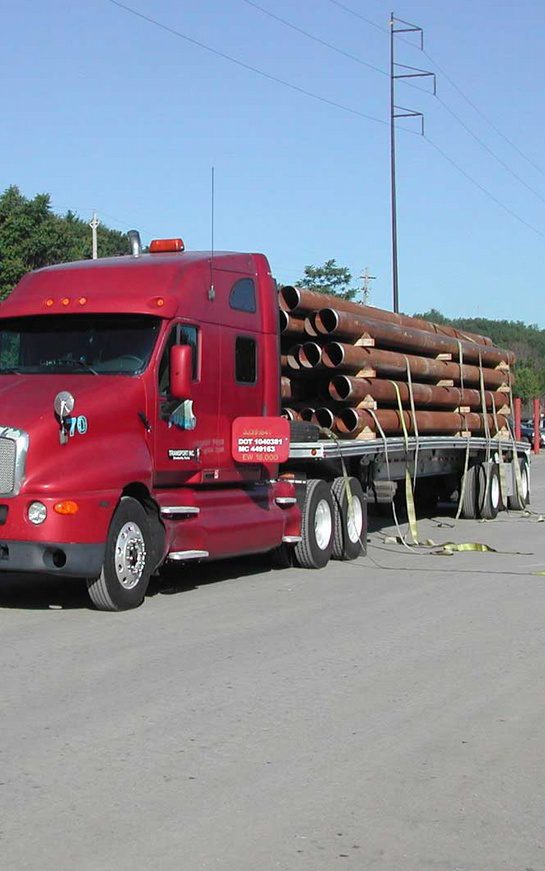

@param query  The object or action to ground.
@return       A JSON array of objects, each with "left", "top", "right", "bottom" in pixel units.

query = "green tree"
[
  {"left": 0, "top": 186, "right": 130, "bottom": 299},
  {"left": 413, "top": 307, "right": 545, "bottom": 404},
  {"left": 296, "top": 259, "right": 358, "bottom": 301},
  {"left": 512, "top": 365, "right": 543, "bottom": 403}
]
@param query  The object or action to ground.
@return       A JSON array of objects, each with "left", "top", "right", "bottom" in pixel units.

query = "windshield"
[{"left": 0, "top": 314, "right": 162, "bottom": 375}]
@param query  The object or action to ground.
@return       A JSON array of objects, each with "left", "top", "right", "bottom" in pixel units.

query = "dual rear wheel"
[{"left": 291, "top": 477, "right": 367, "bottom": 569}]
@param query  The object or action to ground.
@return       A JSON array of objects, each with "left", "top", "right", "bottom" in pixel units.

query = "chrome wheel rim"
[
  {"left": 347, "top": 497, "right": 363, "bottom": 543},
  {"left": 315, "top": 499, "right": 332, "bottom": 550},
  {"left": 490, "top": 473, "right": 500, "bottom": 508},
  {"left": 115, "top": 522, "right": 146, "bottom": 589}
]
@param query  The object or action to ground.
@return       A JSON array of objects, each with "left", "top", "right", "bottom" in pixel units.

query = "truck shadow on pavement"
[
  {"left": 0, "top": 505, "right": 458, "bottom": 610},
  {"left": 0, "top": 555, "right": 276, "bottom": 611}
]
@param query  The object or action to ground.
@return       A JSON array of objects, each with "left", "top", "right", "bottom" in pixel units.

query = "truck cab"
[{"left": 0, "top": 239, "right": 300, "bottom": 609}]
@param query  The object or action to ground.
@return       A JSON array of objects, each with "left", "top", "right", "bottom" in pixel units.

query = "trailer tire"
[
  {"left": 331, "top": 477, "right": 367, "bottom": 560},
  {"left": 478, "top": 463, "right": 501, "bottom": 519},
  {"left": 294, "top": 479, "right": 334, "bottom": 569},
  {"left": 86, "top": 497, "right": 153, "bottom": 611},
  {"left": 508, "top": 456, "right": 530, "bottom": 510},
  {"left": 460, "top": 465, "right": 479, "bottom": 519}
]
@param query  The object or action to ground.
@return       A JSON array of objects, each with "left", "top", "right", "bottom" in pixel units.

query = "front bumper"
[{"left": 0, "top": 540, "right": 105, "bottom": 578}]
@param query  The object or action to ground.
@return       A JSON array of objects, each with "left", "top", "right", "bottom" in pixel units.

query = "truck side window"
[
  {"left": 158, "top": 324, "right": 198, "bottom": 395},
  {"left": 235, "top": 336, "right": 257, "bottom": 384},
  {"left": 229, "top": 278, "right": 256, "bottom": 313}
]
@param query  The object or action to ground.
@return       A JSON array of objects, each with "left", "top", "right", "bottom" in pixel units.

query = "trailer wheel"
[
  {"left": 86, "top": 497, "right": 153, "bottom": 611},
  {"left": 478, "top": 463, "right": 501, "bottom": 519},
  {"left": 508, "top": 456, "right": 530, "bottom": 510},
  {"left": 294, "top": 479, "right": 334, "bottom": 569},
  {"left": 460, "top": 465, "right": 479, "bottom": 519},
  {"left": 331, "top": 477, "right": 367, "bottom": 560}
]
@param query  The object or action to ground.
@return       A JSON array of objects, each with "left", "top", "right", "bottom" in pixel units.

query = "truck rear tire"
[
  {"left": 331, "top": 477, "right": 367, "bottom": 560},
  {"left": 460, "top": 465, "right": 479, "bottom": 519},
  {"left": 478, "top": 463, "right": 501, "bottom": 519},
  {"left": 86, "top": 497, "right": 153, "bottom": 611},
  {"left": 294, "top": 479, "right": 334, "bottom": 569},
  {"left": 508, "top": 456, "right": 530, "bottom": 510}
]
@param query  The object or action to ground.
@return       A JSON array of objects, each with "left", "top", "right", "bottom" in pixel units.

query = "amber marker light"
[
  {"left": 78, "top": 297, "right": 87, "bottom": 306},
  {"left": 156, "top": 297, "right": 165, "bottom": 307},
  {"left": 45, "top": 298, "right": 54, "bottom": 307},
  {"left": 149, "top": 238, "right": 185, "bottom": 253},
  {"left": 53, "top": 500, "right": 79, "bottom": 515},
  {"left": 61, "top": 297, "right": 71, "bottom": 306}
]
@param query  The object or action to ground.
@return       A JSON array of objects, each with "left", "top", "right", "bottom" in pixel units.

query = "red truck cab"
[{"left": 0, "top": 240, "right": 300, "bottom": 609}]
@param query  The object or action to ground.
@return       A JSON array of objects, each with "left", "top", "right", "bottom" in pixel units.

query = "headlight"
[{"left": 28, "top": 502, "right": 47, "bottom": 525}]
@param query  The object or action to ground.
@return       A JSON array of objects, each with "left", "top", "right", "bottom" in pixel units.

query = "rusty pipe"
[
  {"left": 338, "top": 407, "right": 507, "bottom": 437},
  {"left": 328, "top": 375, "right": 509, "bottom": 411},
  {"left": 322, "top": 343, "right": 508, "bottom": 389},
  {"left": 298, "top": 342, "right": 323, "bottom": 369},
  {"left": 315, "top": 308, "right": 514, "bottom": 367},
  {"left": 280, "top": 286, "right": 493, "bottom": 346},
  {"left": 279, "top": 309, "right": 307, "bottom": 337}
]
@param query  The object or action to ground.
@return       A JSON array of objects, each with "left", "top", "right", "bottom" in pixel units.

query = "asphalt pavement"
[{"left": 1, "top": 456, "right": 545, "bottom": 870}]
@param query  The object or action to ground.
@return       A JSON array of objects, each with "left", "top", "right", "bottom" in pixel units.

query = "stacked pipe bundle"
[{"left": 279, "top": 285, "right": 514, "bottom": 439}]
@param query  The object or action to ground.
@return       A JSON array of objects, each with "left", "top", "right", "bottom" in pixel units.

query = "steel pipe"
[
  {"left": 279, "top": 309, "right": 307, "bottom": 337},
  {"left": 328, "top": 375, "right": 509, "bottom": 411},
  {"left": 338, "top": 407, "right": 508, "bottom": 437},
  {"left": 314, "top": 308, "right": 513, "bottom": 367},
  {"left": 298, "top": 342, "right": 323, "bottom": 369},
  {"left": 279, "top": 286, "right": 492, "bottom": 346},
  {"left": 322, "top": 343, "right": 508, "bottom": 389}
]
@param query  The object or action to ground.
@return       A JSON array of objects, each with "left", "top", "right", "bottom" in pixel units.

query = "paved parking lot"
[{"left": 1, "top": 455, "right": 544, "bottom": 870}]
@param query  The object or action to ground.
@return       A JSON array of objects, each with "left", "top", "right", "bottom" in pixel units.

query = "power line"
[
  {"left": 326, "top": 0, "right": 545, "bottom": 180},
  {"left": 241, "top": 0, "right": 387, "bottom": 77},
  {"left": 424, "top": 135, "right": 545, "bottom": 241},
  {"left": 325, "top": 0, "right": 388, "bottom": 34},
  {"left": 436, "top": 95, "right": 545, "bottom": 206},
  {"left": 422, "top": 48, "right": 545, "bottom": 179},
  {"left": 107, "top": 0, "right": 389, "bottom": 127}
]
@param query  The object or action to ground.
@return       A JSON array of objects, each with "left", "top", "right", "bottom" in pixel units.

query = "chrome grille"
[{"left": 0, "top": 438, "right": 16, "bottom": 494}]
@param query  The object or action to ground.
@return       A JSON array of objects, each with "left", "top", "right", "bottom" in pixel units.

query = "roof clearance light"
[
  {"left": 53, "top": 500, "right": 79, "bottom": 515},
  {"left": 156, "top": 297, "right": 165, "bottom": 307},
  {"left": 45, "top": 298, "right": 54, "bottom": 307},
  {"left": 78, "top": 297, "right": 87, "bottom": 306},
  {"left": 61, "top": 297, "right": 71, "bottom": 306},
  {"left": 149, "top": 238, "right": 185, "bottom": 253}
]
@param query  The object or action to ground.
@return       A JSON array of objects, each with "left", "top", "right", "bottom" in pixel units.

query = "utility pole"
[
  {"left": 89, "top": 211, "right": 100, "bottom": 260},
  {"left": 390, "top": 13, "right": 435, "bottom": 313},
  {"left": 360, "top": 267, "right": 376, "bottom": 305}
]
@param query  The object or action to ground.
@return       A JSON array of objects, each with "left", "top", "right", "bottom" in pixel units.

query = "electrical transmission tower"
[
  {"left": 360, "top": 267, "right": 376, "bottom": 305},
  {"left": 390, "top": 13, "right": 435, "bottom": 313}
]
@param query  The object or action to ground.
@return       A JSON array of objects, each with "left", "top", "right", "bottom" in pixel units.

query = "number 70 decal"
[{"left": 65, "top": 415, "right": 88, "bottom": 437}]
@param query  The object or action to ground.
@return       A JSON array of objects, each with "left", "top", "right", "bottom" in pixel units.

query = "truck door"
[{"left": 153, "top": 321, "right": 221, "bottom": 485}]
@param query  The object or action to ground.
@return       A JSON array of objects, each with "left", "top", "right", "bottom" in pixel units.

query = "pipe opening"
[
  {"left": 322, "top": 343, "right": 344, "bottom": 367},
  {"left": 299, "top": 343, "right": 322, "bottom": 368},
  {"left": 315, "top": 309, "right": 339, "bottom": 334},
  {"left": 330, "top": 376, "right": 351, "bottom": 401},
  {"left": 280, "top": 285, "right": 300, "bottom": 312}
]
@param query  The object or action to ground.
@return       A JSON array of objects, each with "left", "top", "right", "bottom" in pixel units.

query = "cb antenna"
[{"left": 208, "top": 166, "right": 216, "bottom": 301}]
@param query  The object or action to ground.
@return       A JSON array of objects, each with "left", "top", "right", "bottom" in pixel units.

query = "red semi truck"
[{"left": 0, "top": 237, "right": 530, "bottom": 610}]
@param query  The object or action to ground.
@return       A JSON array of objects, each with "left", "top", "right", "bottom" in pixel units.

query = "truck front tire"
[{"left": 87, "top": 497, "right": 153, "bottom": 611}]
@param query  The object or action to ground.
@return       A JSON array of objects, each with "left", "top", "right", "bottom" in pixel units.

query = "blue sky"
[{"left": 2, "top": 0, "right": 544, "bottom": 324}]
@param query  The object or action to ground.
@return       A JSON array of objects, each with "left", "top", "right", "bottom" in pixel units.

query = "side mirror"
[{"left": 170, "top": 345, "right": 192, "bottom": 400}]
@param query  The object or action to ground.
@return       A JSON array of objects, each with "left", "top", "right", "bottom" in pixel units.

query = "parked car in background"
[{"left": 521, "top": 419, "right": 545, "bottom": 447}]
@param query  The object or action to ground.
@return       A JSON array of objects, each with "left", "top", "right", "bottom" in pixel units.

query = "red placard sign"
[{"left": 232, "top": 417, "right": 290, "bottom": 463}]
